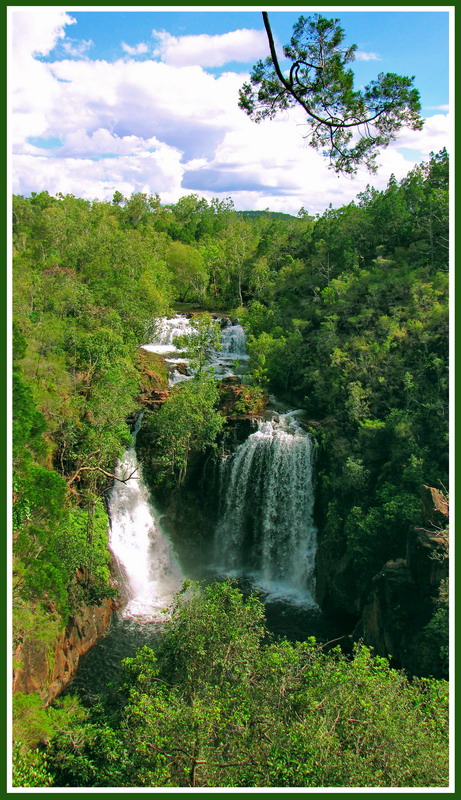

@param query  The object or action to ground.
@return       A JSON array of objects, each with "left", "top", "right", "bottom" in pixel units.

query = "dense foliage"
[
  {"left": 12, "top": 148, "right": 449, "bottom": 787},
  {"left": 237, "top": 151, "right": 449, "bottom": 642},
  {"left": 32, "top": 583, "right": 449, "bottom": 788},
  {"left": 13, "top": 192, "right": 172, "bottom": 631},
  {"left": 141, "top": 372, "right": 225, "bottom": 488}
]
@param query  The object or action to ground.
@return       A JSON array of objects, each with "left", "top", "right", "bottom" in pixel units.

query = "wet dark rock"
[
  {"left": 354, "top": 489, "right": 448, "bottom": 674},
  {"left": 315, "top": 484, "right": 449, "bottom": 675}
]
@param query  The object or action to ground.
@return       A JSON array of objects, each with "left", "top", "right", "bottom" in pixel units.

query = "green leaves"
[
  {"left": 173, "top": 313, "right": 222, "bottom": 374},
  {"left": 43, "top": 583, "right": 449, "bottom": 788},
  {"left": 12, "top": 153, "right": 449, "bottom": 787},
  {"left": 239, "top": 13, "right": 423, "bottom": 174},
  {"left": 13, "top": 743, "right": 54, "bottom": 787},
  {"left": 144, "top": 373, "right": 224, "bottom": 487},
  {"left": 166, "top": 241, "right": 208, "bottom": 302},
  {"left": 156, "top": 582, "right": 266, "bottom": 696}
]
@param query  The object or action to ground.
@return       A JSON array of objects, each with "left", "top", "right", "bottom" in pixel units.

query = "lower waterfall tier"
[
  {"left": 213, "top": 412, "right": 318, "bottom": 606},
  {"left": 108, "top": 440, "right": 183, "bottom": 620}
]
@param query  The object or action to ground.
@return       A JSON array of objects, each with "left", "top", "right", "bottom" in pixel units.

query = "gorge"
[
  {"left": 69, "top": 316, "right": 326, "bottom": 696},
  {"left": 69, "top": 311, "right": 449, "bottom": 700},
  {"left": 12, "top": 158, "right": 449, "bottom": 786}
]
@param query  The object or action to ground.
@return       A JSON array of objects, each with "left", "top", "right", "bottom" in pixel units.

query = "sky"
[{"left": 10, "top": 6, "right": 452, "bottom": 216}]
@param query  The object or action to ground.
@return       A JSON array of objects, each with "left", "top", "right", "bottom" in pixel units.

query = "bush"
[{"left": 46, "top": 582, "right": 449, "bottom": 788}]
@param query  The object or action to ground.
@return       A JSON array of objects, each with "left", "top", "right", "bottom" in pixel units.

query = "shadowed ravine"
[{"left": 68, "top": 317, "right": 332, "bottom": 701}]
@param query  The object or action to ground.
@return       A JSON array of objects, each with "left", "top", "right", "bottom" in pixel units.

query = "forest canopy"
[
  {"left": 12, "top": 148, "right": 449, "bottom": 787},
  {"left": 32, "top": 581, "right": 448, "bottom": 789}
]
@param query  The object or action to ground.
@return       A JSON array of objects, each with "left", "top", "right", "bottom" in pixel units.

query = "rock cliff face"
[
  {"left": 357, "top": 525, "right": 448, "bottom": 668},
  {"left": 315, "top": 485, "right": 449, "bottom": 675},
  {"left": 315, "top": 547, "right": 362, "bottom": 620},
  {"left": 136, "top": 350, "right": 169, "bottom": 407},
  {"left": 356, "top": 486, "right": 448, "bottom": 673},
  {"left": 13, "top": 599, "right": 114, "bottom": 706}
]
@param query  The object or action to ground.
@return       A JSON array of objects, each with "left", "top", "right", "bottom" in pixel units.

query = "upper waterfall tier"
[
  {"left": 214, "top": 412, "right": 318, "bottom": 606},
  {"left": 141, "top": 315, "right": 248, "bottom": 385},
  {"left": 141, "top": 315, "right": 193, "bottom": 356}
]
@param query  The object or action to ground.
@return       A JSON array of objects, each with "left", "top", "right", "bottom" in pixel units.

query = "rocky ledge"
[{"left": 13, "top": 597, "right": 114, "bottom": 706}]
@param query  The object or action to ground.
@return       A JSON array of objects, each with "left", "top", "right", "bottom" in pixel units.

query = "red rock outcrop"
[{"left": 13, "top": 598, "right": 113, "bottom": 706}]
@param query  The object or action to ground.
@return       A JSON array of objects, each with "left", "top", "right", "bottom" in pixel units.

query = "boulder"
[
  {"left": 421, "top": 484, "right": 449, "bottom": 522},
  {"left": 357, "top": 559, "right": 416, "bottom": 659},
  {"left": 176, "top": 362, "right": 189, "bottom": 376},
  {"left": 407, "top": 527, "right": 449, "bottom": 588}
]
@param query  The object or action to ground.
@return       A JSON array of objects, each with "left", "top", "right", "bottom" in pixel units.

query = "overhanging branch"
[
  {"left": 67, "top": 466, "right": 139, "bottom": 487},
  {"left": 261, "top": 11, "right": 393, "bottom": 132}
]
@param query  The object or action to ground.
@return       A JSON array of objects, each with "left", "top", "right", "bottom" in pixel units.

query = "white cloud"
[
  {"left": 54, "top": 129, "right": 164, "bottom": 158},
  {"left": 122, "top": 42, "right": 149, "bottom": 56},
  {"left": 11, "top": 12, "right": 450, "bottom": 217},
  {"left": 392, "top": 113, "right": 451, "bottom": 155},
  {"left": 12, "top": 9, "right": 76, "bottom": 60},
  {"left": 151, "top": 28, "right": 268, "bottom": 67},
  {"left": 61, "top": 38, "right": 94, "bottom": 58},
  {"left": 13, "top": 149, "right": 185, "bottom": 205},
  {"left": 39, "top": 58, "right": 246, "bottom": 154},
  {"left": 355, "top": 51, "right": 381, "bottom": 61},
  {"left": 12, "top": 11, "right": 76, "bottom": 148},
  {"left": 181, "top": 106, "right": 424, "bottom": 216}
]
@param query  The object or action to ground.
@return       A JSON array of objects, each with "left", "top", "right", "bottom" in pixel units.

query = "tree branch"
[
  {"left": 67, "top": 465, "right": 139, "bottom": 487},
  {"left": 262, "top": 12, "right": 395, "bottom": 132}
]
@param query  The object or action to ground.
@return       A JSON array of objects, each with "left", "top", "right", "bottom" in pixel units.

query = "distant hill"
[{"left": 237, "top": 210, "right": 299, "bottom": 221}]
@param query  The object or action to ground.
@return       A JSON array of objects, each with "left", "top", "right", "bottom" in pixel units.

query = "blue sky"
[
  {"left": 12, "top": 7, "right": 451, "bottom": 215},
  {"left": 41, "top": 10, "right": 449, "bottom": 109}
]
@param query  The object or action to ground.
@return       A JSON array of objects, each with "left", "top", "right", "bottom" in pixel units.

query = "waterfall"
[
  {"left": 141, "top": 315, "right": 194, "bottom": 356},
  {"left": 137, "top": 315, "right": 318, "bottom": 606},
  {"left": 141, "top": 315, "right": 195, "bottom": 386},
  {"left": 214, "top": 412, "right": 317, "bottom": 606},
  {"left": 141, "top": 315, "right": 249, "bottom": 384},
  {"left": 208, "top": 322, "right": 249, "bottom": 380},
  {"left": 108, "top": 416, "right": 183, "bottom": 619},
  {"left": 220, "top": 322, "right": 248, "bottom": 357}
]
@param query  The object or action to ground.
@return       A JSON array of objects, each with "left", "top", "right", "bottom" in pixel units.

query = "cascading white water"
[
  {"left": 141, "top": 315, "right": 248, "bottom": 385},
  {"left": 220, "top": 322, "right": 248, "bottom": 357},
  {"left": 108, "top": 417, "right": 183, "bottom": 619},
  {"left": 141, "top": 315, "right": 196, "bottom": 386},
  {"left": 214, "top": 412, "right": 317, "bottom": 606},
  {"left": 71, "top": 321, "right": 323, "bottom": 696},
  {"left": 209, "top": 322, "right": 249, "bottom": 380},
  {"left": 141, "top": 315, "right": 195, "bottom": 356},
  {"left": 137, "top": 316, "right": 317, "bottom": 607}
]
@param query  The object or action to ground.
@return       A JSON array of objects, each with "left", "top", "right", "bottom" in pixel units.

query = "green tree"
[
  {"left": 173, "top": 313, "right": 222, "bottom": 374},
  {"left": 239, "top": 13, "right": 423, "bottom": 174},
  {"left": 219, "top": 217, "right": 259, "bottom": 306},
  {"left": 13, "top": 743, "right": 54, "bottom": 788},
  {"left": 166, "top": 241, "right": 209, "bottom": 302},
  {"left": 45, "top": 582, "right": 449, "bottom": 788},
  {"left": 144, "top": 374, "right": 224, "bottom": 486},
  {"left": 197, "top": 237, "right": 228, "bottom": 305}
]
